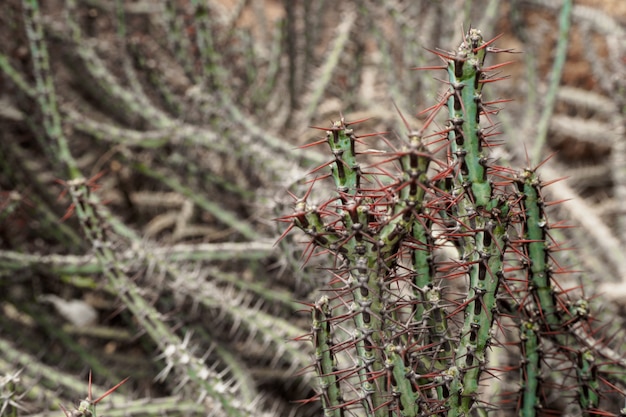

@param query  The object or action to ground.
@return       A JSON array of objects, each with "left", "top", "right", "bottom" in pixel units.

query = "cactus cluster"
[
  {"left": 281, "top": 28, "right": 626, "bottom": 416},
  {"left": 1, "top": 0, "right": 625, "bottom": 415}
]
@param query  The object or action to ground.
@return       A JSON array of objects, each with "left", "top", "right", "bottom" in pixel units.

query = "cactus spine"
[{"left": 282, "top": 28, "right": 626, "bottom": 416}]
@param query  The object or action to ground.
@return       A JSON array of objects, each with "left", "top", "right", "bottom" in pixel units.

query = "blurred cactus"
[{"left": 282, "top": 28, "right": 626, "bottom": 416}]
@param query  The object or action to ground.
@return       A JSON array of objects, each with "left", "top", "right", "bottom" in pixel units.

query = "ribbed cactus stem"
[
  {"left": 439, "top": 27, "right": 512, "bottom": 417},
  {"left": 323, "top": 121, "right": 387, "bottom": 415},
  {"left": 350, "top": 250, "right": 387, "bottom": 416},
  {"left": 447, "top": 213, "right": 509, "bottom": 417},
  {"left": 327, "top": 120, "right": 361, "bottom": 197},
  {"left": 516, "top": 169, "right": 563, "bottom": 332},
  {"left": 446, "top": 28, "right": 491, "bottom": 208},
  {"left": 516, "top": 171, "right": 613, "bottom": 415},
  {"left": 312, "top": 296, "right": 344, "bottom": 417},
  {"left": 410, "top": 219, "right": 453, "bottom": 369},
  {"left": 576, "top": 349, "right": 600, "bottom": 415},
  {"left": 397, "top": 132, "right": 432, "bottom": 209},
  {"left": 396, "top": 131, "right": 445, "bottom": 356},
  {"left": 519, "top": 320, "right": 542, "bottom": 417},
  {"left": 385, "top": 344, "right": 422, "bottom": 415}
]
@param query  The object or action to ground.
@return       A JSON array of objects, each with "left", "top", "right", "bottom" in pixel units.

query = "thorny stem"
[{"left": 286, "top": 27, "right": 626, "bottom": 417}]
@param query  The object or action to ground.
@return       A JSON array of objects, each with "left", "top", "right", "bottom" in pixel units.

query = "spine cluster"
[{"left": 281, "top": 28, "right": 625, "bottom": 416}]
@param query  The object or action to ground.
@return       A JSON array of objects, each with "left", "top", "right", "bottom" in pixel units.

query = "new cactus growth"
[{"left": 281, "top": 28, "right": 626, "bottom": 416}]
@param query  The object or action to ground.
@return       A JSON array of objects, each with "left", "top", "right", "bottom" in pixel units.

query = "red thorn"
[
  {"left": 422, "top": 47, "right": 456, "bottom": 61},
  {"left": 59, "top": 404, "right": 72, "bottom": 417},
  {"left": 299, "top": 137, "right": 328, "bottom": 149},
  {"left": 309, "top": 124, "right": 334, "bottom": 131},
  {"left": 356, "top": 131, "right": 389, "bottom": 139},
  {"left": 482, "top": 61, "right": 516, "bottom": 71},
  {"left": 479, "top": 75, "right": 511, "bottom": 84},
  {"left": 411, "top": 64, "right": 448, "bottom": 71},
  {"left": 345, "top": 117, "right": 373, "bottom": 126},
  {"left": 93, "top": 376, "right": 129, "bottom": 405},
  {"left": 307, "top": 159, "right": 334, "bottom": 175},
  {"left": 475, "top": 33, "right": 505, "bottom": 51},
  {"left": 88, "top": 370, "right": 93, "bottom": 402}
]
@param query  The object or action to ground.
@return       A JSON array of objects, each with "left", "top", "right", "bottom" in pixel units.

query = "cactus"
[
  {"left": 282, "top": 28, "right": 626, "bottom": 417},
  {"left": 1, "top": 1, "right": 625, "bottom": 416}
]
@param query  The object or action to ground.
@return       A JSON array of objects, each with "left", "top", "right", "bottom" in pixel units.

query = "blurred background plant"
[{"left": 0, "top": 0, "right": 624, "bottom": 416}]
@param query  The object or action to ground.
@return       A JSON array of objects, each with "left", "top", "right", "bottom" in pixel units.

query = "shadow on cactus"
[{"left": 278, "top": 28, "right": 626, "bottom": 417}]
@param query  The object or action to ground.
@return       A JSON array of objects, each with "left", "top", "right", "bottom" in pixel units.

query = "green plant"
[
  {"left": 1, "top": 1, "right": 625, "bottom": 416},
  {"left": 281, "top": 27, "right": 626, "bottom": 417}
]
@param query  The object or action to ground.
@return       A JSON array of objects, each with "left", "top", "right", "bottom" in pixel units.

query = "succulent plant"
[
  {"left": 1, "top": 1, "right": 625, "bottom": 416},
  {"left": 281, "top": 27, "right": 626, "bottom": 417}
]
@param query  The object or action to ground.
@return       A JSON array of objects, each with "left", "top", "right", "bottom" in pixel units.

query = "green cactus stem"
[
  {"left": 312, "top": 296, "right": 344, "bottom": 417},
  {"left": 577, "top": 349, "right": 600, "bottom": 415},
  {"left": 515, "top": 169, "right": 564, "bottom": 333},
  {"left": 445, "top": 28, "right": 492, "bottom": 209},
  {"left": 519, "top": 320, "right": 542, "bottom": 417}
]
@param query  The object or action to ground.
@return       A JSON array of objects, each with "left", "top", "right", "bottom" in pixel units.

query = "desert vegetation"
[{"left": 0, "top": 1, "right": 625, "bottom": 416}]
